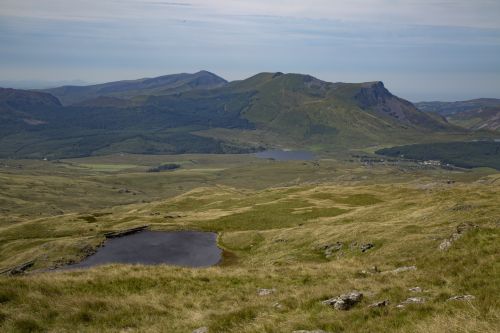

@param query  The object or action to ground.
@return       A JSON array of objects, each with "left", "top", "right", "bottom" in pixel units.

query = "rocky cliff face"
[{"left": 354, "top": 82, "right": 448, "bottom": 129}]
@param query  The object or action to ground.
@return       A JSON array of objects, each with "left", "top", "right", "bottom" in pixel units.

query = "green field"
[{"left": 0, "top": 153, "right": 499, "bottom": 332}]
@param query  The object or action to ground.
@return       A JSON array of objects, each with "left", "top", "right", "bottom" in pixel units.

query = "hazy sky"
[{"left": 1, "top": 0, "right": 500, "bottom": 101}]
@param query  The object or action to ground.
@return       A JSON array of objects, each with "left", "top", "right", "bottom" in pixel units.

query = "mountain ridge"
[
  {"left": 42, "top": 70, "right": 228, "bottom": 105},
  {"left": 0, "top": 71, "right": 484, "bottom": 159}
]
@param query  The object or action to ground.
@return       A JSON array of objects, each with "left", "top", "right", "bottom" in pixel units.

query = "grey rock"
[
  {"left": 386, "top": 266, "right": 417, "bottom": 274},
  {"left": 322, "top": 242, "right": 343, "bottom": 258},
  {"left": 360, "top": 243, "right": 374, "bottom": 252},
  {"left": 322, "top": 291, "right": 363, "bottom": 310},
  {"left": 439, "top": 239, "right": 452, "bottom": 251},
  {"left": 397, "top": 297, "right": 425, "bottom": 308},
  {"left": 368, "top": 300, "right": 389, "bottom": 308},
  {"left": 409, "top": 287, "right": 422, "bottom": 293},
  {"left": 447, "top": 295, "right": 475, "bottom": 301},
  {"left": 293, "top": 331, "right": 330, "bottom": 333},
  {"left": 439, "top": 222, "right": 478, "bottom": 251},
  {"left": 258, "top": 288, "right": 276, "bottom": 296},
  {"left": 192, "top": 327, "right": 208, "bottom": 333}
]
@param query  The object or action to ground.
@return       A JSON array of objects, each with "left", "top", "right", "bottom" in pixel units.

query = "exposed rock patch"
[
  {"left": 322, "top": 291, "right": 363, "bottom": 310},
  {"left": 321, "top": 242, "right": 343, "bottom": 258},
  {"left": 258, "top": 288, "right": 276, "bottom": 296},
  {"left": 439, "top": 222, "right": 478, "bottom": 251},
  {"left": 0, "top": 261, "right": 35, "bottom": 276},
  {"left": 385, "top": 266, "right": 417, "bottom": 274},
  {"left": 320, "top": 241, "right": 375, "bottom": 258},
  {"left": 396, "top": 297, "right": 425, "bottom": 308},
  {"left": 192, "top": 327, "right": 208, "bottom": 333},
  {"left": 447, "top": 295, "right": 475, "bottom": 301},
  {"left": 104, "top": 225, "right": 148, "bottom": 238}
]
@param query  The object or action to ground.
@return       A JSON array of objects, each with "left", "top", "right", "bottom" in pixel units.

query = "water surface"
[{"left": 67, "top": 231, "right": 221, "bottom": 269}]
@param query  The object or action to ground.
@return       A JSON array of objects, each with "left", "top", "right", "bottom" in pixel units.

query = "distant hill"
[
  {"left": 0, "top": 72, "right": 479, "bottom": 159},
  {"left": 416, "top": 99, "right": 500, "bottom": 132},
  {"left": 0, "top": 88, "right": 62, "bottom": 129},
  {"left": 42, "top": 71, "right": 228, "bottom": 105},
  {"left": 447, "top": 107, "right": 500, "bottom": 132}
]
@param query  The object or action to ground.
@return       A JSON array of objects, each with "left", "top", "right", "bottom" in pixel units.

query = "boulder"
[{"left": 322, "top": 291, "right": 363, "bottom": 310}]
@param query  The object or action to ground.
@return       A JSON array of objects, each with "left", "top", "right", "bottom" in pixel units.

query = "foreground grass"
[{"left": 0, "top": 155, "right": 499, "bottom": 332}]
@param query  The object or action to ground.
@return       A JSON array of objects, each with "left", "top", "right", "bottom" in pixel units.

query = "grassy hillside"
[{"left": 0, "top": 155, "right": 498, "bottom": 332}]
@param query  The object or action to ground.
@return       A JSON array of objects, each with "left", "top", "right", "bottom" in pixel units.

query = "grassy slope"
[{"left": 0, "top": 155, "right": 499, "bottom": 332}]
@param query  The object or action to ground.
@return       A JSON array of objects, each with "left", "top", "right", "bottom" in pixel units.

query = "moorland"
[{"left": 0, "top": 71, "right": 499, "bottom": 333}]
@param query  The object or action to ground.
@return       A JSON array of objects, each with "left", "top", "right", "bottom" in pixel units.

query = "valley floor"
[{"left": 0, "top": 153, "right": 499, "bottom": 332}]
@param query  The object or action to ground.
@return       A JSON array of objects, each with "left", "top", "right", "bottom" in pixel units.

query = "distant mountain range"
[
  {"left": 0, "top": 71, "right": 494, "bottom": 159},
  {"left": 416, "top": 99, "right": 500, "bottom": 132},
  {"left": 43, "top": 71, "right": 228, "bottom": 105}
]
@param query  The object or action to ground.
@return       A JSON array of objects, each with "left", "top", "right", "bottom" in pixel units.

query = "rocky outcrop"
[
  {"left": 104, "top": 225, "right": 149, "bottom": 238},
  {"left": 439, "top": 222, "right": 478, "bottom": 251},
  {"left": 322, "top": 291, "right": 363, "bottom": 310},
  {"left": 0, "top": 260, "right": 35, "bottom": 276}
]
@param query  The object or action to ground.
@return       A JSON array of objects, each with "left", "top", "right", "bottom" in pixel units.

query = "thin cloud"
[{"left": 1, "top": 0, "right": 499, "bottom": 29}]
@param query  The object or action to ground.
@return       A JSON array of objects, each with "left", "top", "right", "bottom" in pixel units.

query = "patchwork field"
[{"left": 0, "top": 153, "right": 499, "bottom": 332}]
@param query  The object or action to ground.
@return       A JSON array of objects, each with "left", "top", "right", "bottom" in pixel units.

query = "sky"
[{"left": 1, "top": 0, "right": 500, "bottom": 101}]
